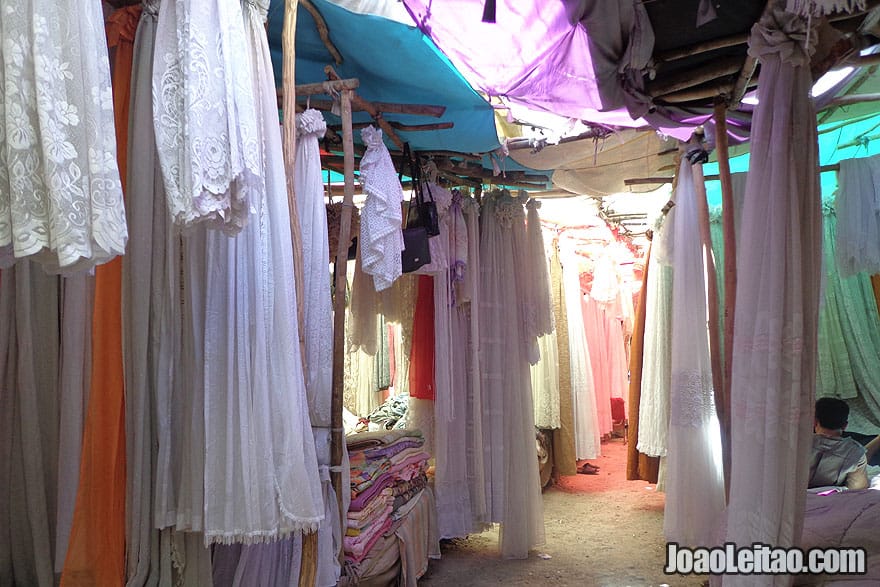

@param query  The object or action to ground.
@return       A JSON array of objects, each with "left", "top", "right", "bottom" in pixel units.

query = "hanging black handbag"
[{"left": 400, "top": 144, "right": 432, "bottom": 273}]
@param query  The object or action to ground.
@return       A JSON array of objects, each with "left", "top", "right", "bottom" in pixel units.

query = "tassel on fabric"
[{"left": 785, "top": 0, "right": 866, "bottom": 16}]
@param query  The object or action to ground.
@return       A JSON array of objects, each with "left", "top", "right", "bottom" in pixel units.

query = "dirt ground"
[{"left": 420, "top": 438, "right": 706, "bottom": 587}]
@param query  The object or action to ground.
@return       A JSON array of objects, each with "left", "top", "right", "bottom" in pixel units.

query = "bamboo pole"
[
  {"left": 282, "top": 2, "right": 320, "bottom": 584},
  {"left": 655, "top": 32, "right": 749, "bottom": 63},
  {"left": 647, "top": 55, "right": 742, "bottom": 98},
  {"left": 330, "top": 88, "right": 357, "bottom": 569},
  {"left": 714, "top": 100, "right": 734, "bottom": 500},
  {"left": 691, "top": 159, "right": 725, "bottom": 484}
]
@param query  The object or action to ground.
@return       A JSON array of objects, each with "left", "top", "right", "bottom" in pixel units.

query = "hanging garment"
[
  {"left": 176, "top": 0, "right": 325, "bottom": 544},
  {"left": 724, "top": 6, "right": 823, "bottom": 580},
  {"left": 460, "top": 195, "right": 489, "bottom": 525},
  {"left": 152, "top": 0, "right": 259, "bottom": 232},
  {"left": 835, "top": 155, "right": 880, "bottom": 277},
  {"left": 479, "top": 190, "right": 545, "bottom": 559},
  {"left": 526, "top": 201, "right": 561, "bottom": 430},
  {"left": 124, "top": 4, "right": 213, "bottom": 585},
  {"left": 358, "top": 127, "right": 404, "bottom": 292},
  {"left": 0, "top": 264, "right": 63, "bottom": 587},
  {"left": 295, "top": 108, "right": 334, "bottom": 427},
  {"left": 0, "top": 0, "right": 128, "bottom": 271},
  {"left": 408, "top": 276, "right": 435, "bottom": 401},
  {"left": 560, "top": 237, "right": 601, "bottom": 460},
  {"left": 61, "top": 3, "right": 141, "bottom": 580},
  {"left": 637, "top": 214, "right": 674, "bottom": 458},
  {"left": 625, "top": 243, "right": 660, "bottom": 483},
  {"left": 662, "top": 159, "right": 725, "bottom": 548},
  {"left": 817, "top": 206, "right": 880, "bottom": 433},
  {"left": 549, "top": 242, "right": 578, "bottom": 476}
]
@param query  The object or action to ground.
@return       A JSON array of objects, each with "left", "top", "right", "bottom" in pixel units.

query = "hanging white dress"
[
  {"left": 358, "top": 126, "right": 404, "bottom": 292},
  {"left": 560, "top": 237, "right": 601, "bottom": 460},
  {"left": 0, "top": 0, "right": 127, "bottom": 271},
  {"left": 663, "top": 159, "right": 725, "bottom": 547},
  {"left": 637, "top": 214, "right": 674, "bottom": 458},
  {"left": 724, "top": 7, "right": 823, "bottom": 582},
  {"left": 152, "top": 0, "right": 259, "bottom": 232},
  {"left": 177, "top": 0, "right": 324, "bottom": 544},
  {"left": 479, "top": 190, "right": 545, "bottom": 559},
  {"left": 294, "top": 109, "right": 333, "bottom": 427}
]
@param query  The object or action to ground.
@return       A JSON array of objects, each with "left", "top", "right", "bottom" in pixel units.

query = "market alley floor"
[{"left": 420, "top": 438, "right": 705, "bottom": 587}]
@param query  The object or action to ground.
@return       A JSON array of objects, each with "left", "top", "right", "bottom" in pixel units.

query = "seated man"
[{"left": 808, "top": 398, "right": 880, "bottom": 491}]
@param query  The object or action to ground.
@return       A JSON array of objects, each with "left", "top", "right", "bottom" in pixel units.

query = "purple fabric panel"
[
  {"left": 402, "top": 1, "right": 604, "bottom": 111},
  {"left": 350, "top": 474, "right": 398, "bottom": 512}
]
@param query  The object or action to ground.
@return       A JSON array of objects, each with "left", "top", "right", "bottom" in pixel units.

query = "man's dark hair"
[{"left": 815, "top": 397, "right": 849, "bottom": 430}]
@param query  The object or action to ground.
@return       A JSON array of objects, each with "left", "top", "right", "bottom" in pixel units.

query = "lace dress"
[
  {"left": 152, "top": 0, "right": 260, "bottom": 232},
  {"left": 0, "top": 0, "right": 127, "bottom": 271},
  {"left": 178, "top": 0, "right": 324, "bottom": 544},
  {"left": 358, "top": 126, "right": 404, "bottom": 291}
]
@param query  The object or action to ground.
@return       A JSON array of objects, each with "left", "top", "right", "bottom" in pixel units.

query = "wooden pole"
[
  {"left": 691, "top": 159, "right": 726, "bottom": 494},
  {"left": 714, "top": 100, "right": 734, "bottom": 500},
  {"left": 325, "top": 65, "right": 405, "bottom": 150},
  {"left": 330, "top": 88, "right": 356, "bottom": 569},
  {"left": 282, "top": 2, "right": 320, "bottom": 584}
]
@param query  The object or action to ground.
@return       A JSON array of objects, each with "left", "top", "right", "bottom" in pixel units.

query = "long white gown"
[
  {"left": 560, "top": 237, "right": 601, "bottom": 460},
  {"left": 479, "top": 190, "right": 545, "bottom": 559},
  {"left": 663, "top": 159, "right": 725, "bottom": 547},
  {"left": 294, "top": 108, "right": 333, "bottom": 428},
  {"left": 636, "top": 213, "right": 674, "bottom": 458},
  {"left": 0, "top": 0, "right": 127, "bottom": 271},
  {"left": 168, "top": 0, "right": 324, "bottom": 544}
]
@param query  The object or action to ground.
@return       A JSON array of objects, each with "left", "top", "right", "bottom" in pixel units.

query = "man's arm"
[{"left": 865, "top": 435, "right": 880, "bottom": 464}]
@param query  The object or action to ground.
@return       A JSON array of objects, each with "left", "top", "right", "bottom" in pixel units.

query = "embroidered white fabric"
[
  {"left": 358, "top": 126, "right": 404, "bottom": 291},
  {"left": 0, "top": 0, "right": 127, "bottom": 271},
  {"left": 177, "top": 0, "right": 325, "bottom": 545},
  {"left": 723, "top": 6, "right": 823, "bottom": 584},
  {"left": 295, "top": 109, "right": 334, "bottom": 427},
  {"left": 152, "top": 0, "right": 260, "bottom": 232},
  {"left": 663, "top": 159, "right": 725, "bottom": 548}
]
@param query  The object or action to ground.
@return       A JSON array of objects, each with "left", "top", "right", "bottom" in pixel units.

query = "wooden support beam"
[
  {"left": 714, "top": 101, "right": 734, "bottom": 502},
  {"left": 820, "top": 91, "right": 880, "bottom": 108},
  {"left": 300, "top": 0, "right": 343, "bottom": 65},
  {"left": 625, "top": 164, "right": 840, "bottom": 186},
  {"left": 290, "top": 78, "right": 360, "bottom": 98},
  {"left": 325, "top": 65, "right": 405, "bottom": 150},
  {"left": 656, "top": 32, "right": 749, "bottom": 63},
  {"left": 330, "top": 121, "right": 454, "bottom": 133},
  {"left": 330, "top": 89, "right": 356, "bottom": 569},
  {"left": 842, "top": 51, "right": 880, "bottom": 68},
  {"left": 648, "top": 55, "right": 743, "bottom": 98},
  {"left": 294, "top": 98, "right": 447, "bottom": 118},
  {"left": 658, "top": 80, "right": 736, "bottom": 104},
  {"left": 283, "top": 2, "right": 321, "bottom": 582},
  {"left": 728, "top": 54, "right": 759, "bottom": 109}
]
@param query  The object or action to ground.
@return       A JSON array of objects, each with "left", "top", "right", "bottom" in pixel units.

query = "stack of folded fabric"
[{"left": 344, "top": 429, "right": 431, "bottom": 568}]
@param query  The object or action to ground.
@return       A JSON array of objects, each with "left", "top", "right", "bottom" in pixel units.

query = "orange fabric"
[
  {"left": 625, "top": 243, "right": 660, "bottom": 483},
  {"left": 60, "top": 7, "right": 139, "bottom": 585},
  {"left": 408, "top": 275, "right": 436, "bottom": 400}
]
